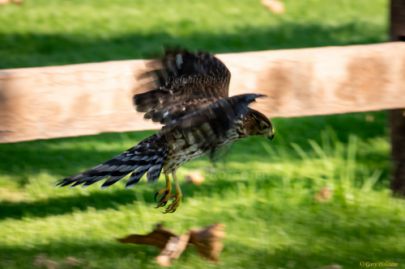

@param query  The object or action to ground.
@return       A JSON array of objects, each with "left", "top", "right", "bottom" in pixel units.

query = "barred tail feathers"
[{"left": 57, "top": 135, "right": 167, "bottom": 188}]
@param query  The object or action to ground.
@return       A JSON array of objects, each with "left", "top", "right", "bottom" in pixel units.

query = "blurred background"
[{"left": 0, "top": 0, "right": 404, "bottom": 269}]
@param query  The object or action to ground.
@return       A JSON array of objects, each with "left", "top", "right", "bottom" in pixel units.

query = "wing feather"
[
  {"left": 162, "top": 94, "right": 265, "bottom": 140},
  {"left": 134, "top": 49, "right": 231, "bottom": 125}
]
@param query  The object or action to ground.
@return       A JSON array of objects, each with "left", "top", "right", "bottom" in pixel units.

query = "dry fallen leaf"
[
  {"left": 155, "top": 255, "right": 171, "bottom": 267},
  {"left": 156, "top": 233, "right": 190, "bottom": 267},
  {"left": 185, "top": 171, "right": 205, "bottom": 186},
  {"left": 118, "top": 223, "right": 225, "bottom": 266},
  {"left": 189, "top": 223, "right": 225, "bottom": 262},
  {"left": 0, "top": 0, "right": 22, "bottom": 5},
  {"left": 261, "top": 0, "right": 285, "bottom": 14}
]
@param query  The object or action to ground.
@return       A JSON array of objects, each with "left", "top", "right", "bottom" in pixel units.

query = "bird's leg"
[
  {"left": 164, "top": 171, "right": 182, "bottom": 213},
  {"left": 155, "top": 173, "right": 172, "bottom": 208}
]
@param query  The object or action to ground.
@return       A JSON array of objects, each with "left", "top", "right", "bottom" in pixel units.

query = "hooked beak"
[
  {"left": 268, "top": 126, "right": 275, "bottom": 141},
  {"left": 268, "top": 133, "right": 275, "bottom": 141}
]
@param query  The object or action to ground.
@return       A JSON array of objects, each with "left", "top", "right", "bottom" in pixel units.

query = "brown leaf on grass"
[
  {"left": 189, "top": 223, "right": 225, "bottom": 262},
  {"left": 156, "top": 233, "right": 190, "bottom": 267},
  {"left": 261, "top": 0, "right": 285, "bottom": 14},
  {"left": 118, "top": 223, "right": 226, "bottom": 266},
  {"left": 185, "top": 171, "right": 205, "bottom": 186},
  {"left": 117, "top": 223, "right": 176, "bottom": 250},
  {"left": 0, "top": 0, "right": 23, "bottom": 5}
]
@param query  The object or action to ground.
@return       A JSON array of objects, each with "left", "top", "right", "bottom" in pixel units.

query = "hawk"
[{"left": 58, "top": 49, "right": 275, "bottom": 213}]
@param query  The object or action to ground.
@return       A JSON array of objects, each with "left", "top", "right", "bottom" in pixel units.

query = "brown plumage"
[{"left": 58, "top": 49, "right": 275, "bottom": 213}]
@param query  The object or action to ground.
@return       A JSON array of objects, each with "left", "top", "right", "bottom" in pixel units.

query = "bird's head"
[{"left": 243, "top": 109, "right": 275, "bottom": 141}]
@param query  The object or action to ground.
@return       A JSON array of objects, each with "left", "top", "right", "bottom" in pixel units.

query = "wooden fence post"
[{"left": 389, "top": 0, "right": 405, "bottom": 196}]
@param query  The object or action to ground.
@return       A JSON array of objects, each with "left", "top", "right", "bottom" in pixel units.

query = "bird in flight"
[{"left": 58, "top": 49, "right": 275, "bottom": 213}]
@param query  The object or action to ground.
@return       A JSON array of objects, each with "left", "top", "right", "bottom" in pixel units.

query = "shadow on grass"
[
  {"left": 0, "top": 189, "right": 143, "bottom": 220},
  {"left": 0, "top": 240, "right": 156, "bottom": 269},
  {"left": 0, "top": 21, "right": 385, "bottom": 68},
  {"left": 0, "top": 172, "right": 287, "bottom": 220}
]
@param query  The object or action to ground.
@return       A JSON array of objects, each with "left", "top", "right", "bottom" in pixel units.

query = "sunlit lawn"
[
  {"left": 1, "top": 0, "right": 405, "bottom": 269},
  {"left": 0, "top": 0, "right": 388, "bottom": 68}
]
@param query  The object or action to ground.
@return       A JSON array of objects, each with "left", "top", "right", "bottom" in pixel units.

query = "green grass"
[
  {"left": 2, "top": 0, "right": 405, "bottom": 269},
  {"left": 1, "top": 113, "right": 404, "bottom": 269},
  {"left": 0, "top": 0, "right": 387, "bottom": 68}
]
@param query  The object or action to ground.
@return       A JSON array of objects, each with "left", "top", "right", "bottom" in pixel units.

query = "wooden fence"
[{"left": 1, "top": 42, "right": 404, "bottom": 143}]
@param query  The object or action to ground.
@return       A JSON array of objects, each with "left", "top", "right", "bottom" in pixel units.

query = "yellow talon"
[
  {"left": 163, "top": 172, "right": 182, "bottom": 213},
  {"left": 164, "top": 192, "right": 182, "bottom": 213},
  {"left": 154, "top": 172, "right": 182, "bottom": 213},
  {"left": 155, "top": 174, "right": 172, "bottom": 208}
]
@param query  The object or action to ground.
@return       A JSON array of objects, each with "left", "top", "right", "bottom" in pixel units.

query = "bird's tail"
[{"left": 57, "top": 134, "right": 168, "bottom": 188}]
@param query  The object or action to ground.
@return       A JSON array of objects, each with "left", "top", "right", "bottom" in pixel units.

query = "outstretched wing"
[
  {"left": 134, "top": 49, "right": 231, "bottom": 125},
  {"left": 162, "top": 94, "right": 265, "bottom": 148}
]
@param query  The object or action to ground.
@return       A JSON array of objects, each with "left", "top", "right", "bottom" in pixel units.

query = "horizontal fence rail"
[{"left": 0, "top": 42, "right": 404, "bottom": 143}]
